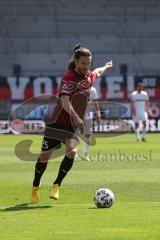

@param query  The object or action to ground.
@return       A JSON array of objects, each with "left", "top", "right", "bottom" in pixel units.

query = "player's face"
[
  {"left": 137, "top": 85, "right": 144, "bottom": 92},
  {"left": 75, "top": 56, "right": 92, "bottom": 76}
]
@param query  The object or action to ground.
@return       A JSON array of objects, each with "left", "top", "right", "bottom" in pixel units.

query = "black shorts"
[{"left": 41, "top": 123, "right": 80, "bottom": 151}]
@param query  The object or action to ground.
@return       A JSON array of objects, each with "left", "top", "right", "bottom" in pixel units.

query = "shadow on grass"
[
  {"left": 0, "top": 203, "right": 53, "bottom": 212},
  {"left": 88, "top": 207, "right": 99, "bottom": 209},
  {"left": 88, "top": 207, "right": 111, "bottom": 209}
]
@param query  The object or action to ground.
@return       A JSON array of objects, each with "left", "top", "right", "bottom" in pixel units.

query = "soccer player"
[
  {"left": 131, "top": 82, "right": 151, "bottom": 142},
  {"left": 79, "top": 86, "right": 101, "bottom": 161},
  {"left": 31, "top": 44, "right": 113, "bottom": 203}
]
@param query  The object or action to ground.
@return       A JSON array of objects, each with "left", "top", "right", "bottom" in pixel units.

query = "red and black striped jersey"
[{"left": 52, "top": 70, "right": 97, "bottom": 126}]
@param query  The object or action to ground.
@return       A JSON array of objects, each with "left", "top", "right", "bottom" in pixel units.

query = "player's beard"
[{"left": 76, "top": 67, "right": 87, "bottom": 76}]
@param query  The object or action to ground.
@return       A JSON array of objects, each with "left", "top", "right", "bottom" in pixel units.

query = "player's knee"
[
  {"left": 143, "top": 122, "right": 146, "bottom": 127},
  {"left": 39, "top": 151, "right": 51, "bottom": 162},
  {"left": 66, "top": 149, "right": 76, "bottom": 159}
]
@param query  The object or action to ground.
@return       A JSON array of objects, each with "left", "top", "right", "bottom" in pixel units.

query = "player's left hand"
[{"left": 105, "top": 60, "right": 113, "bottom": 70}]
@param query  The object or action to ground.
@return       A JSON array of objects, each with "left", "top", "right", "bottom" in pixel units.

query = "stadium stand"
[{"left": 0, "top": 0, "right": 160, "bottom": 75}]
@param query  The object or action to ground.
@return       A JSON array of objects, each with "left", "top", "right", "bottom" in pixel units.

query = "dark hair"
[{"left": 68, "top": 44, "right": 92, "bottom": 70}]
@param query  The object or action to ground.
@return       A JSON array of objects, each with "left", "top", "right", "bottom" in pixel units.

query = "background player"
[
  {"left": 78, "top": 86, "right": 101, "bottom": 161},
  {"left": 131, "top": 82, "right": 151, "bottom": 142}
]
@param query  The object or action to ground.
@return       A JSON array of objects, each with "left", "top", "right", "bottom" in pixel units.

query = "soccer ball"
[{"left": 94, "top": 188, "right": 114, "bottom": 208}]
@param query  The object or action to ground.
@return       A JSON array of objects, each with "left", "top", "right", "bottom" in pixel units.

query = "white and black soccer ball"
[{"left": 94, "top": 188, "right": 114, "bottom": 208}]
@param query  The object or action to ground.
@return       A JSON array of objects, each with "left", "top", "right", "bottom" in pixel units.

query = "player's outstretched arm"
[{"left": 93, "top": 60, "right": 113, "bottom": 77}]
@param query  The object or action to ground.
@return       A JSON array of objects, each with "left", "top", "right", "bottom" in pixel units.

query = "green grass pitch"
[{"left": 0, "top": 133, "right": 160, "bottom": 240}]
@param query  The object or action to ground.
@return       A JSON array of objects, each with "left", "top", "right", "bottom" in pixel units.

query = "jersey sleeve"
[
  {"left": 91, "top": 71, "right": 97, "bottom": 85},
  {"left": 91, "top": 87, "right": 98, "bottom": 100},
  {"left": 58, "top": 72, "right": 76, "bottom": 97}
]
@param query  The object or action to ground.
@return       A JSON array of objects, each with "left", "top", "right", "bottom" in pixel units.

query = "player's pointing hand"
[{"left": 105, "top": 60, "right": 113, "bottom": 70}]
